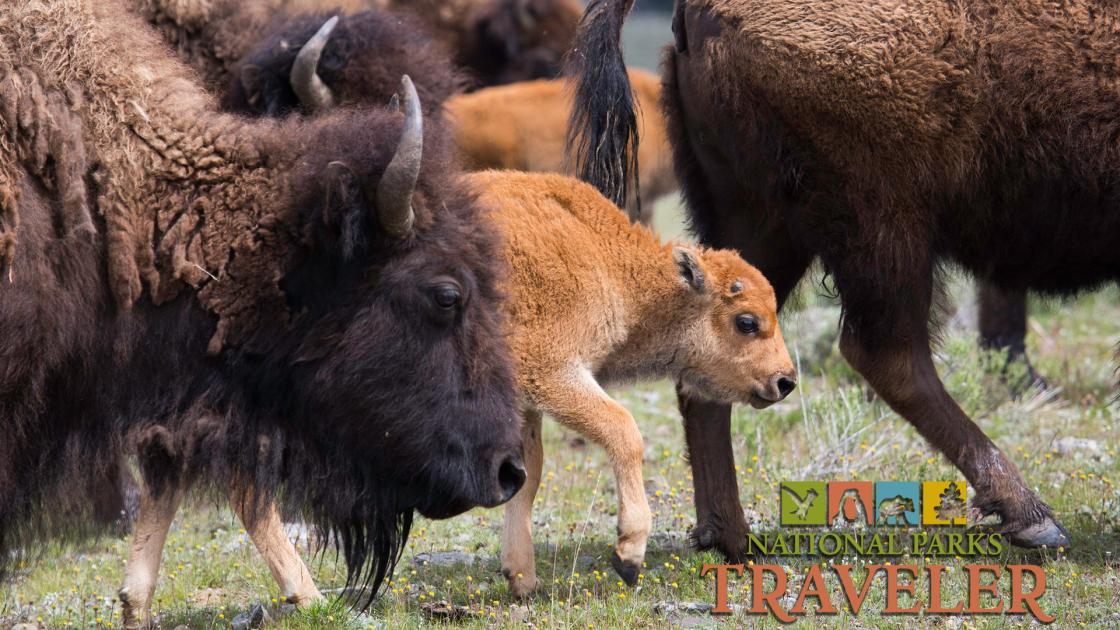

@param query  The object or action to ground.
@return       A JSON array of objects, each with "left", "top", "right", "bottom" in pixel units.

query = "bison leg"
[
  {"left": 534, "top": 368, "right": 650, "bottom": 585},
  {"left": 119, "top": 483, "right": 183, "bottom": 630},
  {"left": 977, "top": 283, "right": 1046, "bottom": 391},
  {"left": 500, "top": 409, "right": 544, "bottom": 599},
  {"left": 677, "top": 389, "right": 748, "bottom": 560},
  {"left": 839, "top": 305, "right": 1069, "bottom": 548},
  {"left": 230, "top": 492, "right": 323, "bottom": 607}
]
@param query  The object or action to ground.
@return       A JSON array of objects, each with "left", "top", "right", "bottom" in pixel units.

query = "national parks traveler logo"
[
  {"left": 700, "top": 478, "right": 1054, "bottom": 623},
  {"left": 780, "top": 481, "right": 966, "bottom": 526}
]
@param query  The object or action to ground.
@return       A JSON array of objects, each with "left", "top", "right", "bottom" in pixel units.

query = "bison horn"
[
  {"left": 372, "top": 75, "right": 421, "bottom": 237},
  {"left": 290, "top": 15, "right": 338, "bottom": 111}
]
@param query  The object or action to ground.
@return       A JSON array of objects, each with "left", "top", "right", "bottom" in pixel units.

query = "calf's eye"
[{"left": 735, "top": 314, "right": 759, "bottom": 335}]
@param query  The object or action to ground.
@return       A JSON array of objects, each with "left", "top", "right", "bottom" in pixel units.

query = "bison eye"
[
  {"left": 431, "top": 284, "right": 462, "bottom": 310},
  {"left": 735, "top": 314, "right": 759, "bottom": 335}
]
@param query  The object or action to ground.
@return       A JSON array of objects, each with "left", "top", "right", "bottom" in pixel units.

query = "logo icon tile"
[
  {"left": 874, "top": 481, "right": 920, "bottom": 525},
  {"left": 827, "top": 481, "right": 874, "bottom": 526},
  {"left": 921, "top": 481, "right": 968, "bottom": 526},
  {"left": 780, "top": 481, "right": 826, "bottom": 525}
]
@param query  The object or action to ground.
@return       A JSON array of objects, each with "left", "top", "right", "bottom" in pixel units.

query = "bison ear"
[{"left": 673, "top": 246, "right": 707, "bottom": 293}]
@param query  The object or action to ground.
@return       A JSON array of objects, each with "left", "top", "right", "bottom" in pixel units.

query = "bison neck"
[{"left": 592, "top": 263, "right": 701, "bottom": 388}]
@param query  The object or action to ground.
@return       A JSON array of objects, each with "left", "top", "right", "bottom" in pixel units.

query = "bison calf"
[
  {"left": 448, "top": 69, "right": 675, "bottom": 223},
  {"left": 466, "top": 171, "right": 795, "bottom": 596}
]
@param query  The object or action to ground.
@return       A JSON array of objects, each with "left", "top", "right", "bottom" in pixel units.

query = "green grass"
[{"left": 3, "top": 195, "right": 1119, "bottom": 629}]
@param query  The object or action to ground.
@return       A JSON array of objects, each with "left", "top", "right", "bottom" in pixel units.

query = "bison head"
[
  {"left": 461, "top": 0, "right": 581, "bottom": 87},
  {"left": 272, "top": 78, "right": 525, "bottom": 530},
  {"left": 671, "top": 247, "right": 797, "bottom": 409},
  {"left": 228, "top": 12, "right": 460, "bottom": 117}
]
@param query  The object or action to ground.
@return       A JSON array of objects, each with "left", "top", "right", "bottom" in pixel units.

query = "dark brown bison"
[
  {"left": 132, "top": 0, "right": 581, "bottom": 95},
  {"left": 383, "top": 0, "right": 582, "bottom": 88},
  {"left": 227, "top": 11, "right": 462, "bottom": 117},
  {"left": 0, "top": 1, "right": 524, "bottom": 626},
  {"left": 568, "top": 0, "right": 1113, "bottom": 557}
]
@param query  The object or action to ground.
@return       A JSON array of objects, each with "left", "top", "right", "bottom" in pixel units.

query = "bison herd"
[{"left": 0, "top": 0, "right": 1114, "bottom": 625}]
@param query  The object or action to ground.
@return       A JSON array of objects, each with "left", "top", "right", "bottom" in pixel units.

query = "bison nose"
[
  {"left": 772, "top": 373, "right": 797, "bottom": 400},
  {"left": 496, "top": 456, "right": 527, "bottom": 503}
]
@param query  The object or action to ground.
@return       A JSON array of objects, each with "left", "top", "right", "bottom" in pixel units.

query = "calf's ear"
[{"left": 673, "top": 246, "right": 707, "bottom": 293}]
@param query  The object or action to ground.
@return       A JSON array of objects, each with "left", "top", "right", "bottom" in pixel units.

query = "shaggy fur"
[
  {"left": 467, "top": 170, "right": 793, "bottom": 594},
  {"left": 568, "top": 0, "right": 1117, "bottom": 556},
  {"left": 0, "top": 0, "right": 521, "bottom": 607},
  {"left": 227, "top": 10, "right": 463, "bottom": 117},
  {"left": 448, "top": 69, "right": 675, "bottom": 223}
]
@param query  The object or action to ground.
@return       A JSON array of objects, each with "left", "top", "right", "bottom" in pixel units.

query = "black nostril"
[
  {"left": 777, "top": 376, "right": 797, "bottom": 398},
  {"left": 497, "top": 457, "right": 527, "bottom": 502}
]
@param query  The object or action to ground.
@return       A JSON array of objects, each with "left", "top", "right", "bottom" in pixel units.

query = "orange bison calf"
[
  {"left": 468, "top": 171, "right": 795, "bottom": 596},
  {"left": 448, "top": 69, "right": 675, "bottom": 223}
]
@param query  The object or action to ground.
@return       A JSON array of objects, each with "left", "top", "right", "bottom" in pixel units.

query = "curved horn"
[
  {"left": 290, "top": 15, "right": 338, "bottom": 111},
  {"left": 373, "top": 75, "right": 421, "bottom": 237}
]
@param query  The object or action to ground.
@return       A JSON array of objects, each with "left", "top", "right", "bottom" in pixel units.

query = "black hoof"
[
  {"left": 1007, "top": 517, "right": 1071, "bottom": 549},
  {"left": 610, "top": 551, "right": 641, "bottom": 586}
]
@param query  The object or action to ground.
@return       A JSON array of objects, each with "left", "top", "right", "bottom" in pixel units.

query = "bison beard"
[
  {"left": 0, "top": 0, "right": 521, "bottom": 611},
  {"left": 565, "top": 0, "right": 1120, "bottom": 556}
]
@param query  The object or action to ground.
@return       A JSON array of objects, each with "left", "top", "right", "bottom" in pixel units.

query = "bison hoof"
[
  {"left": 1007, "top": 517, "right": 1071, "bottom": 549},
  {"left": 610, "top": 551, "right": 641, "bottom": 586},
  {"left": 690, "top": 522, "right": 747, "bottom": 563}
]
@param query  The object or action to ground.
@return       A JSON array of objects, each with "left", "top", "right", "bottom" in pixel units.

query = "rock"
[
  {"left": 509, "top": 604, "right": 530, "bottom": 623},
  {"left": 420, "top": 600, "right": 473, "bottom": 620},
  {"left": 172, "top": 626, "right": 190, "bottom": 630},
  {"left": 679, "top": 616, "right": 716, "bottom": 629},
  {"left": 231, "top": 603, "right": 269, "bottom": 630},
  {"left": 1054, "top": 437, "right": 1106, "bottom": 459},
  {"left": 412, "top": 551, "right": 477, "bottom": 567},
  {"left": 653, "top": 601, "right": 714, "bottom": 615},
  {"left": 10, "top": 624, "right": 39, "bottom": 630}
]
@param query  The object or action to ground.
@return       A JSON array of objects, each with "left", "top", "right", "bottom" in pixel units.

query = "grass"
[{"left": 3, "top": 196, "right": 1119, "bottom": 629}]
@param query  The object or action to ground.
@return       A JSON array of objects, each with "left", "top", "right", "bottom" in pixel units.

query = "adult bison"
[
  {"left": 227, "top": 12, "right": 462, "bottom": 117},
  {"left": 381, "top": 0, "right": 582, "bottom": 88},
  {"left": 0, "top": 1, "right": 524, "bottom": 623},
  {"left": 568, "top": 0, "right": 1110, "bottom": 556}
]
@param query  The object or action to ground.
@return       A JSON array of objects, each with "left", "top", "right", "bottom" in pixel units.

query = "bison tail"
[{"left": 566, "top": 0, "right": 640, "bottom": 218}]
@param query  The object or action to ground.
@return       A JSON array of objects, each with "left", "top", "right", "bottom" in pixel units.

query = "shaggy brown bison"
[
  {"left": 569, "top": 0, "right": 1111, "bottom": 556},
  {"left": 0, "top": 1, "right": 523, "bottom": 625}
]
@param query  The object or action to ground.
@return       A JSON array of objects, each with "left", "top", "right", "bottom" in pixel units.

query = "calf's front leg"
[
  {"left": 532, "top": 368, "right": 650, "bottom": 585},
  {"left": 500, "top": 409, "right": 544, "bottom": 598}
]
